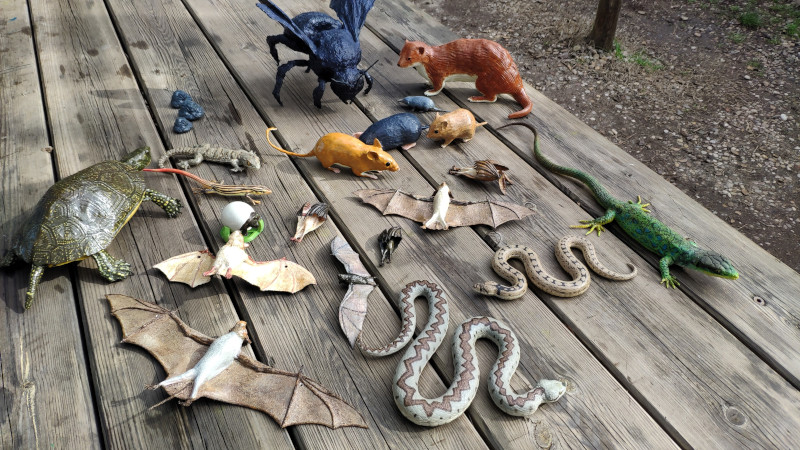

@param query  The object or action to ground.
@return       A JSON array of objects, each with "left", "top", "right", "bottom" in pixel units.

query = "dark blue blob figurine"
[
  {"left": 355, "top": 113, "right": 428, "bottom": 150},
  {"left": 257, "top": 0, "right": 376, "bottom": 108},
  {"left": 171, "top": 90, "right": 192, "bottom": 108},
  {"left": 178, "top": 101, "right": 205, "bottom": 121},
  {"left": 398, "top": 96, "right": 445, "bottom": 112},
  {"left": 173, "top": 117, "right": 193, "bottom": 134}
]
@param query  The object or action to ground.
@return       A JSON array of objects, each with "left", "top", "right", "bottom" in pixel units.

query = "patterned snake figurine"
[
  {"left": 474, "top": 236, "right": 637, "bottom": 299},
  {"left": 359, "top": 280, "right": 565, "bottom": 427}
]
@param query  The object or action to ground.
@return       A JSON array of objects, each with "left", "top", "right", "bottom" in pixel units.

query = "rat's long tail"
[{"left": 266, "top": 127, "right": 313, "bottom": 157}]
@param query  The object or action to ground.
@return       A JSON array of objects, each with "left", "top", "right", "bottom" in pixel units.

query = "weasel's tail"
[
  {"left": 266, "top": 127, "right": 313, "bottom": 157},
  {"left": 496, "top": 122, "right": 612, "bottom": 207},
  {"left": 507, "top": 90, "right": 533, "bottom": 119}
]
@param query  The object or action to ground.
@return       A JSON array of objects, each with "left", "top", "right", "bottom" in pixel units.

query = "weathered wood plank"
[
  {"left": 187, "top": 0, "right": 681, "bottom": 447},
  {"left": 0, "top": 1, "right": 100, "bottom": 447},
  {"left": 103, "top": 0, "right": 488, "bottom": 447},
  {"left": 26, "top": 0, "right": 293, "bottom": 447},
  {"left": 360, "top": 3, "right": 800, "bottom": 447},
  {"left": 366, "top": 0, "right": 800, "bottom": 389}
]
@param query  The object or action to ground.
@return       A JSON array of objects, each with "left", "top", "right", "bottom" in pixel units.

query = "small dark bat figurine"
[
  {"left": 257, "top": 0, "right": 376, "bottom": 108},
  {"left": 107, "top": 294, "right": 367, "bottom": 429},
  {"left": 331, "top": 236, "right": 376, "bottom": 348},
  {"left": 378, "top": 226, "right": 402, "bottom": 266},
  {"left": 354, "top": 187, "right": 536, "bottom": 229}
]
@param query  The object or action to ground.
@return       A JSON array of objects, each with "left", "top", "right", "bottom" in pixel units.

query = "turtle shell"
[{"left": 14, "top": 161, "right": 146, "bottom": 266}]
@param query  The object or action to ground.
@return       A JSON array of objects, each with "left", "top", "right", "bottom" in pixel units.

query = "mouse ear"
[
  {"left": 366, "top": 150, "right": 379, "bottom": 161},
  {"left": 440, "top": 120, "right": 449, "bottom": 129},
  {"left": 372, "top": 138, "right": 382, "bottom": 148}
]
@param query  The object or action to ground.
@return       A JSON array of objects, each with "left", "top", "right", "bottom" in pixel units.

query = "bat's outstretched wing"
[
  {"left": 329, "top": 0, "right": 375, "bottom": 41},
  {"left": 257, "top": 0, "right": 317, "bottom": 53},
  {"left": 232, "top": 258, "right": 316, "bottom": 293},
  {"left": 355, "top": 188, "right": 535, "bottom": 229},
  {"left": 331, "top": 236, "right": 375, "bottom": 347},
  {"left": 154, "top": 250, "right": 215, "bottom": 287},
  {"left": 354, "top": 189, "right": 433, "bottom": 224},
  {"left": 446, "top": 199, "right": 536, "bottom": 228},
  {"left": 107, "top": 294, "right": 367, "bottom": 429}
]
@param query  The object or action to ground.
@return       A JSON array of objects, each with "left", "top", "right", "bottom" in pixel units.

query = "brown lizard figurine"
[
  {"left": 159, "top": 144, "right": 261, "bottom": 172},
  {"left": 143, "top": 168, "right": 271, "bottom": 205}
]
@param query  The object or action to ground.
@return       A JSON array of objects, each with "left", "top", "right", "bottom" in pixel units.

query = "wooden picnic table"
[{"left": 2, "top": 0, "right": 799, "bottom": 448}]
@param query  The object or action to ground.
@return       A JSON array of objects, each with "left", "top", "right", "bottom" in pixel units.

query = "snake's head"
[
  {"left": 472, "top": 282, "right": 498, "bottom": 296},
  {"left": 537, "top": 379, "right": 567, "bottom": 403},
  {"left": 685, "top": 248, "right": 739, "bottom": 280}
]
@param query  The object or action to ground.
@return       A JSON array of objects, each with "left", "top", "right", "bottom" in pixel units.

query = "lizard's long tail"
[
  {"left": 266, "top": 127, "right": 313, "bottom": 157},
  {"left": 496, "top": 122, "right": 613, "bottom": 208}
]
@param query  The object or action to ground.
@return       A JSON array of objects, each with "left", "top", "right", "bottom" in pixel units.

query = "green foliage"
[
  {"left": 786, "top": 20, "right": 799, "bottom": 37},
  {"left": 740, "top": 11, "right": 763, "bottom": 28},
  {"left": 611, "top": 41, "right": 663, "bottom": 72},
  {"left": 729, "top": 32, "right": 746, "bottom": 43}
]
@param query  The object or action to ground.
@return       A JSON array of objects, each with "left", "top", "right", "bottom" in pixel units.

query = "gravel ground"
[{"left": 410, "top": 0, "right": 800, "bottom": 272}]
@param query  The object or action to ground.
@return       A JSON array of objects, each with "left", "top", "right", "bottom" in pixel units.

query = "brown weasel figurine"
[{"left": 397, "top": 39, "right": 533, "bottom": 119}]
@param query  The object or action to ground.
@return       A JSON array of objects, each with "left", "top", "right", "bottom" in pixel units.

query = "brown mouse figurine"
[
  {"left": 427, "top": 109, "right": 487, "bottom": 147},
  {"left": 266, "top": 128, "right": 399, "bottom": 179},
  {"left": 397, "top": 39, "right": 532, "bottom": 119}
]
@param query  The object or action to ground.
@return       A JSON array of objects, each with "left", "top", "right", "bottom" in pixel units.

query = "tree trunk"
[{"left": 589, "top": 0, "right": 622, "bottom": 51}]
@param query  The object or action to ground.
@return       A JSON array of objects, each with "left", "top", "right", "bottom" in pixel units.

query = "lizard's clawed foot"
[
  {"left": 572, "top": 220, "right": 606, "bottom": 236},
  {"left": 660, "top": 274, "right": 680, "bottom": 289},
  {"left": 630, "top": 196, "right": 651, "bottom": 213}
]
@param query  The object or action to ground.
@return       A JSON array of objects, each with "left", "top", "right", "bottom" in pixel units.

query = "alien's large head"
[{"left": 684, "top": 248, "right": 739, "bottom": 279}]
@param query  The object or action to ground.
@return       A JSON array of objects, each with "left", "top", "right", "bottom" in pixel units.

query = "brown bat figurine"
[
  {"left": 398, "top": 39, "right": 533, "bottom": 119},
  {"left": 154, "top": 230, "right": 315, "bottom": 293},
  {"left": 292, "top": 202, "right": 329, "bottom": 243},
  {"left": 331, "top": 236, "right": 376, "bottom": 348},
  {"left": 107, "top": 293, "right": 367, "bottom": 429},
  {"left": 449, "top": 160, "right": 513, "bottom": 194},
  {"left": 354, "top": 186, "right": 535, "bottom": 229}
]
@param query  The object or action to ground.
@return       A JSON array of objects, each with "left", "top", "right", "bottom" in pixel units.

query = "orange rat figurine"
[
  {"left": 427, "top": 108, "right": 487, "bottom": 147},
  {"left": 398, "top": 39, "right": 532, "bottom": 119},
  {"left": 266, "top": 128, "right": 399, "bottom": 179}
]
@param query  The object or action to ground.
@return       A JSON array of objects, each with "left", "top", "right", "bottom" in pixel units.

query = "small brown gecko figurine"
[{"left": 398, "top": 38, "right": 533, "bottom": 119}]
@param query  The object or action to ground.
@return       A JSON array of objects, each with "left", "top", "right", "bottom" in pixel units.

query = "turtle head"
[{"left": 120, "top": 146, "right": 152, "bottom": 170}]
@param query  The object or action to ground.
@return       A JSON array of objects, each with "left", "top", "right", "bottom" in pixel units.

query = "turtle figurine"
[{"left": 0, "top": 147, "right": 182, "bottom": 309}]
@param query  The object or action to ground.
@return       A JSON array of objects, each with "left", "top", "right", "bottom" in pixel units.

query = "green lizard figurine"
[{"left": 498, "top": 122, "right": 739, "bottom": 288}]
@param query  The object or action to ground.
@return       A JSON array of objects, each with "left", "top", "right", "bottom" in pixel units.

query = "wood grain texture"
[
  {"left": 366, "top": 0, "right": 800, "bottom": 390},
  {"left": 359, "top": 3, "right": 800, "bottom": 448},
  {"left": 353, "top": 27, "right": 800, "bottom": 449},
  {"left": 26, "top": 0, "right": 292, "bottom": 447},
  {"left": 184, "top": 0, "right": 682, "bottom": 448},
  {"left": 102, "top": 0, "right": 488, "bottom": 447},
  {"left": 0, "top": 1, "right": 100, "bottom": 447}
]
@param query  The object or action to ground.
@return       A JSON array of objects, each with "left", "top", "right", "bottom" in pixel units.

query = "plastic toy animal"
[
  {"left": 398, "top": 96, "right": 444, "bottom": 112},
  {"left": 108, "top": 294, "right": 367, "bottom": 428},
  {"left": 266, "top": 127, "right": 398, "bottom": 179},
  {"left": 257, "top": 0, "right": 376, "bottom": 108},
  {"left": 398, "top": 39, "right": 533, "bottom": 119},
  {"left": 427, "top": 108, "right": 487, "bottom": 147},
  {"left": 354, "top": 113, "right": 428, "bottom": 150},
  {"left": 1, "top": 147, "right": 182, "bottom": 309}
]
